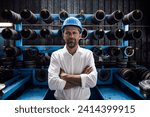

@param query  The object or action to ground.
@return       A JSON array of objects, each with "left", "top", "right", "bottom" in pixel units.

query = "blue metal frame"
[
  {"left": 97, "top": 68, "right": 113, "bottom": 85},
  {"left": 114, "top": 74, "right": 145, "bottom": 99},
  {"left": 16, "top": 87, "right": 49, "bottom": 100},
  {"left": 97, "top": 85, "right": 136, "bottom": 100},
  {"left": 0, "top": 75, "right": 30, "bottom": 99}
]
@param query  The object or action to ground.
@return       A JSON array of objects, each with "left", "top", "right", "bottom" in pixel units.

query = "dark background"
[{"left": 0, "top": 0, "right": 150, "bottom": 67}]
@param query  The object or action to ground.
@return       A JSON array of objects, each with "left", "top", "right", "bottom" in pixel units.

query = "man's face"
[{"left": 63, "top": 26, "right": 81, "bottom": 49}]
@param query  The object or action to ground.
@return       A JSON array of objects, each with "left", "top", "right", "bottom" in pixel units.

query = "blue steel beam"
[
  {"left": 1, "top": 75, "right": 20, "bottom": 87},
  {"left": 114, "top": 74, "right": 145, "bottom": 99},
  {"left": 97, "top": 85, "right": 135, "bottom": 100},
  {"left": 0, "top": 75, "right": 30, "bottom": 100},
  {"left": 16, "top": 87, "right": 48, "bottom": 100}
]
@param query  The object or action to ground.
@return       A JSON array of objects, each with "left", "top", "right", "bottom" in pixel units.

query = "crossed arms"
[{"left": 59, "top": 66, "right": 93, "bottom": 89}]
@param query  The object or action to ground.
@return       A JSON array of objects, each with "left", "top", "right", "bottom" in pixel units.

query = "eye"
[
  {"left": 73, "top": 32, "right": 78, "bottom": 35},
  {"left": 65, "top": 32, "right": 71, "bottom": 35}
]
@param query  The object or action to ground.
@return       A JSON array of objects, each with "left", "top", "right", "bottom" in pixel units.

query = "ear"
[
  {"left": 79, "top": 33, "right": 82, "bottom": 39},
  {"left": 62, "top": 32, "right": 64, "bottom": 38}
]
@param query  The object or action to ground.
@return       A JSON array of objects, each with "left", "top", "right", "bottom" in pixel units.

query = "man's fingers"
[
  {"left": 86, "top": 66, "right": 93, "bottom": 74},
  {"left": 82, "top": 65, "right": 89, "bottom": 72},
  {"left": 60, "top": 68, "right": 65, "bottom": 73},
  {"left": 83, "top": 66, "right": 93, "bottom": 74},
  {"left": 59, "top": 68, "right": 65, "bottom": 79}
]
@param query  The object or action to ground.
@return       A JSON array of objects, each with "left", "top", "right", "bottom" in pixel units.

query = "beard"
[{"left": 66, "top": 38, "right": 77, "bottom": 48}]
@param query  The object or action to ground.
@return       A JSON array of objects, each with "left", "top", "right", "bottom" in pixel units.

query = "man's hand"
[
  {"left": 59, "top": 68, "right": 81, "bottom": 89},
  {"left": 59, "top": 68, "right": 68, "bottom": 80},
  {"left": 82, "top": 65, "right": 93, "bottom": 74}
]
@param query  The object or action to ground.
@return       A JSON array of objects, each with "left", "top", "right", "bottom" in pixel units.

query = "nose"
[{"left": 68, "top": 33, "right": 74, "bottom": 38}]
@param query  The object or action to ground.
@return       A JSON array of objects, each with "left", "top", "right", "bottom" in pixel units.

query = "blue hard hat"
[{"left": 61, "top": 17, "right": 82, "bottom": 33}]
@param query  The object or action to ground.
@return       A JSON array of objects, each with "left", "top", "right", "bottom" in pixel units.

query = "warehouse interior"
[{"left": 0, "top": 0, "right": 150, "bottom": 100}]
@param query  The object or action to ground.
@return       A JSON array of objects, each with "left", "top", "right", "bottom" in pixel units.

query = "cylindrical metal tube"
[
  {"left": 40, "top": 28, "right": 51, "bottom": 38},
  {"left": 24, "top": 47, "right": 39, "bottom": 58},
  {"left": 59, "top": 9, "right": 69, "bottom": 23},
  {"left": 57, "top": 29, "right": 63, "bottom": 37},
  {"left": 123, "top": 9, "right": 143, "bottom": 25},
  {"left": 75, "top": 10, "right": 86, "bottom": 24},
  {"left": 92, "top": 10, "right": 105, "bottom": 24},
  {"left": 106, "top": 10, "right": 124, "bottom": 25},
  {"left": 23, "top": 60, "right": 36, "bottom": 68},
  {"left": 81, "top": 28, "right": 88, "bottom": 39},
  {"left": 108, "top": 46, "right": 121, "bottom": 57},
  {"left": 93, "top": 29, "right": 105, "bottom": 40},
  {"left": 106, "top": 28, "right": 125, "bottom": 40},
  {"left": 1, "top": 9, "right": 22, "bottom": 23},
  {"left": 0, "top": 66, "right": 13, "bottom": 83},
  {"left": 35, "top": 69, "right": 48, "bottom": 82},
  {"left": 4, "top": 46, "right": 22, "bottom": 57},
  {"left": 91, "top": 47, "right": 103, "bottom": 57},
  {"left": 2, "top": 28, "right": 21, "bottom": 40},
  {"left": 98, "top": 69, "right": 110, "bottom": 81},
  {"left": 40, "top": 9, "right": 53, "bottom": 24},
  {"left": 124, "top": 29, "right": 143, "bottom": 40},
  {"left": 20, "top": 9, "right": 38, "bottom": 23},
  {"left": 21, "top": 28, "right": 37, "bottom": 39},
  {"left": 123, "top": 46, "right": 135, "bottom": 57},
  {"left": 117, "top": 59, "right": 128, "bottom": 68},
  {"left": 139, "top": 79, "right": 150, "bottom": 99},
  {"left": 119, "top": 68, "right": 137, "bottom": 84}
]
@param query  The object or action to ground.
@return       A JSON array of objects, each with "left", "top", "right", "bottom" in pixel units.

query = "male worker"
[{"left": 48, "top": 17, "right": 97, "bottom": 100}]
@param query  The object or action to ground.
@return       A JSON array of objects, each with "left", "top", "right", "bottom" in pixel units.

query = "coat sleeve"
[
  {"left": 80, "top": 51, "right": 98, "bottom": 88},
  {"left": 48, "top": 52, "right": 66, "bottom": 90}
]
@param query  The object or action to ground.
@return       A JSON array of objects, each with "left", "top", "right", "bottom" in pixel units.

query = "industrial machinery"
[{"left": 0, "top": 9, "right": 147, "bottom": 100}]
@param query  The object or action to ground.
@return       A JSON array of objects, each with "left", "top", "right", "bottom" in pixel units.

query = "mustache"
[
  {"left": 66, "top": 38, "right": 76, "bottom": 43},
  {"left": 66, "top": 39, "right": 77, "bottom": 48}
]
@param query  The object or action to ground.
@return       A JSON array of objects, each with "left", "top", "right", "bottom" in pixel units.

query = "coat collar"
[{"left": 63, "top": 45, "right": 83, "bottom": 55}]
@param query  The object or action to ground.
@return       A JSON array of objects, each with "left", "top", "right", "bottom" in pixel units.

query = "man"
[{"left": 48, "top": 17, "right": 97, "bottom": 100}]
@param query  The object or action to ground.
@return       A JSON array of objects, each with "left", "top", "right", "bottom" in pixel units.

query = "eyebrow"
[{"left": 64, "top": 28, "right": 80, "bottom": 32}]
